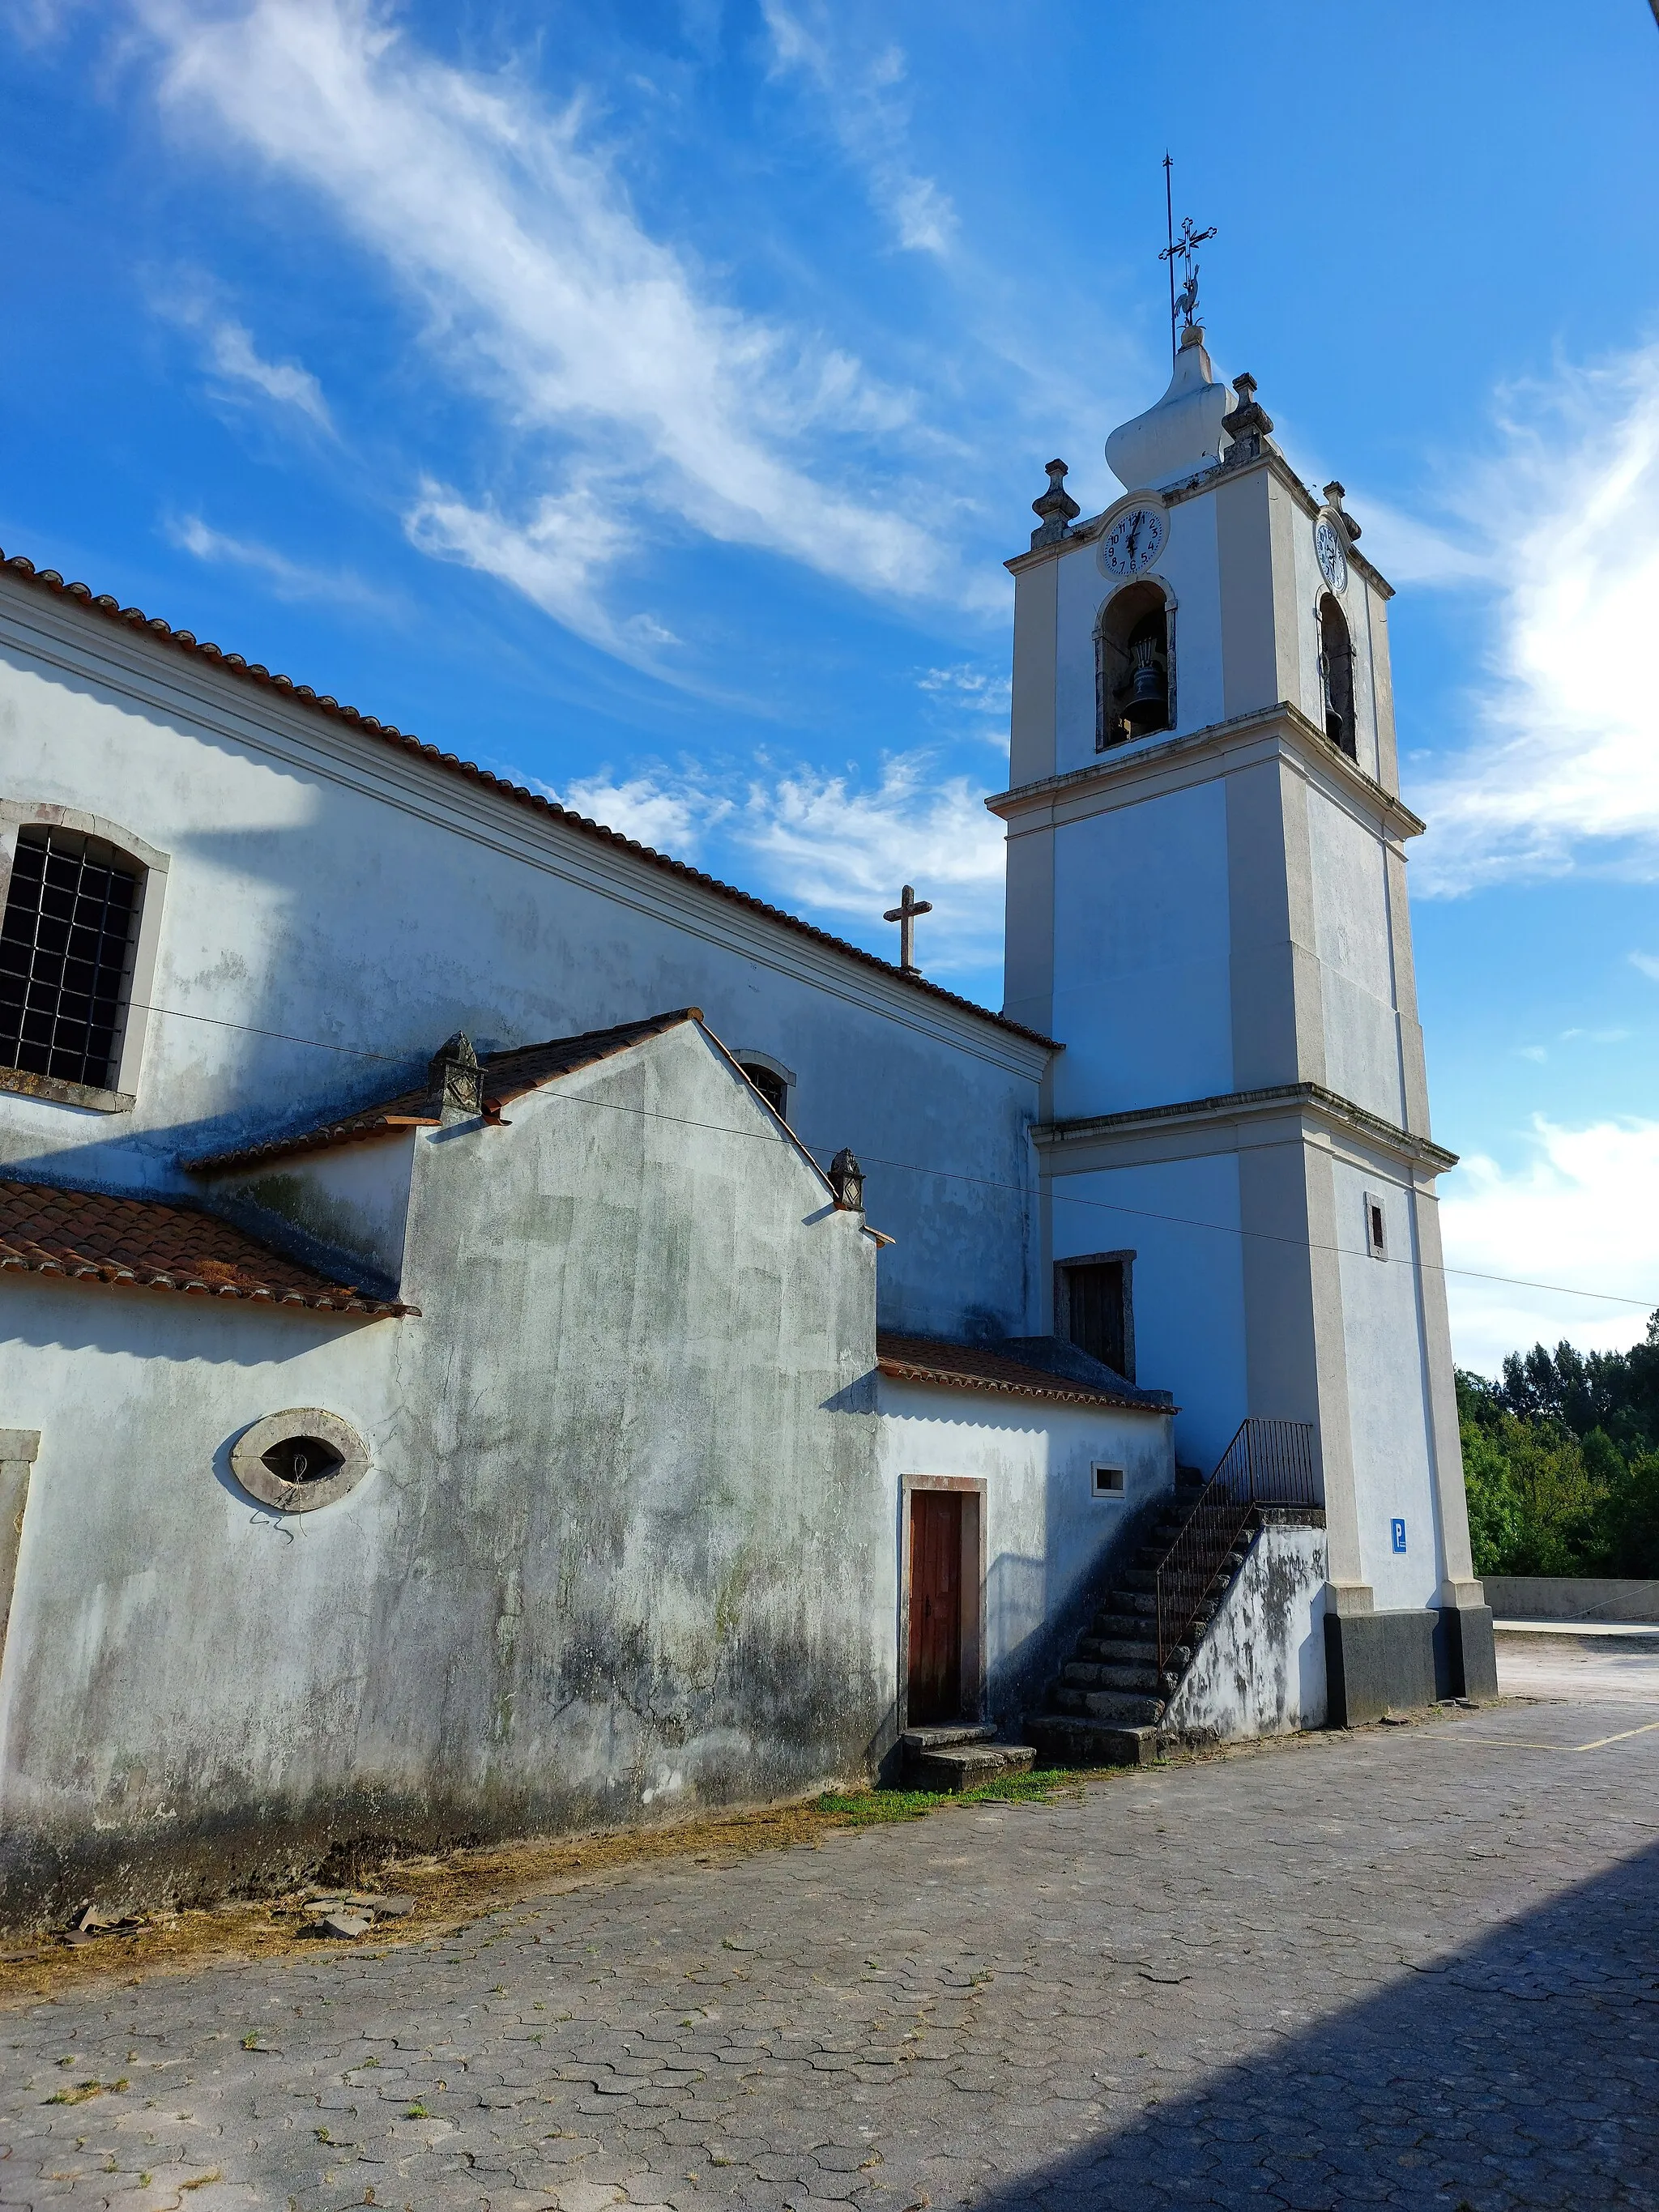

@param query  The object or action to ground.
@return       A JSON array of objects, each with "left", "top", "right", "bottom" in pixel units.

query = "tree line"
[{"left": 1459, "top": 1316, "right": 1659, "bottom": 1579}]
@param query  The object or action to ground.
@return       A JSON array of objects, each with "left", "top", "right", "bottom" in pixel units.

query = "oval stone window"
[{"left": 229, "top": 1408, "right": 369, "bottom": 1514}]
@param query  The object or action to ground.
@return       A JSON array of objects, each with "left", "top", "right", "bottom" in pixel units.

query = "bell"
[{"left": 1121, "top": 634, "right": 1168, "bottom": 731}]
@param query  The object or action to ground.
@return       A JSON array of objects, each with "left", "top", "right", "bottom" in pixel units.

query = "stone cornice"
[
  {"left": 1004, "top": 450, "right": 1394, "bottom": 601},
  {"left": 1034, "top": 1080, "right": 1459, "bottom": 1176},
  {"left": 984, "top": 698, "right": 1427, "bottom": 844}
]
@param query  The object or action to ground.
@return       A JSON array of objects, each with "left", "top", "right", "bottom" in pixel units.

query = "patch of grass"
[
  {"left": 45, "top": 2078, "right": 126, "bottom": 2105},
  {"left": 404, "top": 2103, "right": 429, "bottom": 2120},
  {"left": 815, "top": 1769, "right": 1077, "bottom": 1826}
]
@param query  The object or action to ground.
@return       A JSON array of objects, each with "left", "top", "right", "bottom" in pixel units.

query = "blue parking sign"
[{"left": 1391, "top": 1517, "right": 1407, "bottom": 1554}]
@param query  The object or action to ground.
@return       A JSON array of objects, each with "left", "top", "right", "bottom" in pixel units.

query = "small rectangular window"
[
  {"left": 0, "top": 828, "right": 142, "bottom": 1093},
  {"left": 1363, "top": 1191, "right": 1388, "bottom": 1261},
  {"left": 1092, "top": 1464, "right": 1125, "bottom": 1498}
]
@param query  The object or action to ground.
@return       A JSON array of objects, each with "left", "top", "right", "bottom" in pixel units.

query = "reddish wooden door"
[{"left": 908, "top": 1490, "right": 962, "bottom": 1723}]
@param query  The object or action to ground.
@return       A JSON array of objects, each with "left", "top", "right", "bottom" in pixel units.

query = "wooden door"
[{"left": 907, "top": 1490, "right": 962, "bottom": 1723}]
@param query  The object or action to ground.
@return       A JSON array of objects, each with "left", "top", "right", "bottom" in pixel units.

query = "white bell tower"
[{"left": 991, "top": 318, "right": 1495, "bottom": 1719}]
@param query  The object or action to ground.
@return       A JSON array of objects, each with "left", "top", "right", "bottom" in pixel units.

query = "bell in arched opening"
[
  {"left": 1096, "top": 580, "right": 1173, "bottom": 749},
  {"left": 1319, "top": 593, "right": 1357, "bottom": 758}
]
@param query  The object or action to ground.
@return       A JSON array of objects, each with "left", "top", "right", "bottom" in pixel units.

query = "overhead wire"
[{"left": 112, "top": 995, "right": 1659, "bottom": 1314}]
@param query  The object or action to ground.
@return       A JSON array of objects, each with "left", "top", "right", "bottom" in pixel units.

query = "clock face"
[
  {"left": 1315, "top": 514, "right": 1348, "bottom": 593},
  {"left": 1098, "top": 504, "right": 1166, "bottom": 579}
]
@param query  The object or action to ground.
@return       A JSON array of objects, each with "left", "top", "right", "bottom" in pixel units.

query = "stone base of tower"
[{"left": 1324, "top": 1600, "right": 1498, "bottom": 1724}]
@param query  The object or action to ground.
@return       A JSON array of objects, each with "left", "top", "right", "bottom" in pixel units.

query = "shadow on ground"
[{"left": 981, "top": 1837, "right": 1659, "bottom": 2210}]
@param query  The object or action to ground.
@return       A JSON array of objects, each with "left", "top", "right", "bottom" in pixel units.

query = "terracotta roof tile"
[
  {"left": 875, "top": 1332, "right": 1169, "bottom": 1413},
  {"left": 0, "top": 1177, "right": 413, "bottom": 1316},
  {"left": 0, "top": 551, "right": 1057, "bottom": 1053},
  {"left": 186, "top": 1009, "right": 698, "bottom": 1173}
]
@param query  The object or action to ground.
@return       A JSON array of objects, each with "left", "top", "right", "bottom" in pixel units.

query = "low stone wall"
[
  {"left": 1485, "top": 1577, "right": 1659, "bottom": 1625},
  {"left": 1163, "top": 1515, "right": 1328, "bottom": 1744}
]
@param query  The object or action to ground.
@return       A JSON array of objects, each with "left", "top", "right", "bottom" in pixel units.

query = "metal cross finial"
[
  {"left": 883, "top": 883, "right": 933, "bottom": 973},
  {"left": 1158, "top": 159, "right": 1217, "bottom": 366}
]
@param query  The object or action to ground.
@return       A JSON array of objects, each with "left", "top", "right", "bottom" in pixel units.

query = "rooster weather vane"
[{"left": 1158, "top": 155, "right": 1217, "bottom": 367}]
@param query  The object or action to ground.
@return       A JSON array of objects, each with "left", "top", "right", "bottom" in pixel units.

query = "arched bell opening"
[
  {"left": 1096, "top": 579, "right": 1175, "bottom": 751},
  {"left": 1319, "top": 593, "right": 1357, "bottom": 759}
]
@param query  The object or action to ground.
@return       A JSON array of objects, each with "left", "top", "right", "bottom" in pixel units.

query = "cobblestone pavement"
[{"left": 2, "top": 1696, "right": 1657, "bottom": 2212}]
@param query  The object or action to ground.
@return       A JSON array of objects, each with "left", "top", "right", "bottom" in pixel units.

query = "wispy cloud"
[
  {"left": 732, "top": 753, "right": 1005, "bottom": 975},
  {"left": 1631, "top": 951, "right": 1659, "bottom": 982},
  {"left": 544, "top": 769, "right": 723, "bottom": 856},
  {"left": 166, "top": 511, "right": 396, "bottom": 615},
  {"left": 761, "top": 2, "right": 956, "bottom": 257},
  {"left": 522, "top": 744, "right": 1005, "bottom": 979},
  {"left": 1439, "top": 1117, "right": 1659, "bottom": 1375},
  {"left": 203, "top": 317, "right": 334, "bottom": 429},
  {"left": 130, "top": 0, "right": 949, "bottom": 658},
  {"left": 1403, "top": 342, "right": 1659, "bottom": 894},
  {"left": 156, "top": 278, "right": 334, "bottom": 430}
]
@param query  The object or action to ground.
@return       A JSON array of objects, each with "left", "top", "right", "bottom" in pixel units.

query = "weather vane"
[{"left": 1159, "top": 155, "right": 1217, "bottom": 368}]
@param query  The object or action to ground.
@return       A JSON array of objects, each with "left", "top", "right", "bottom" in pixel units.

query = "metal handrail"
[{"left": 1154, "top": 1419, "right": 1319, "bottom": 1677}]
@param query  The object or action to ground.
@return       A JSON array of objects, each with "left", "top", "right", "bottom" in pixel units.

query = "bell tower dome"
[{"left": 991, "top": 322, "right": 1495, "bottom": 1723}]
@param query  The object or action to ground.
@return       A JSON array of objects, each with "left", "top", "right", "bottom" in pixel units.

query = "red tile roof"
[
  {"left": 876, "top": 1333, "right": 1166, "bottom": 1412},
  {"left": 0, "top": 1178, "right": 413, "bottom": 1316},
  {"left": 0, "top": 551, "right": 1057, "bottom": 1054},
  {"left": 186, "top": 1010, "right": 699, "bottom": 1173}
]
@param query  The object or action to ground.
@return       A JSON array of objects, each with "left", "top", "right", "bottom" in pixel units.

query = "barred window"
[{"left": 0, "top": 827, "right": 143, "bottom": 1093}]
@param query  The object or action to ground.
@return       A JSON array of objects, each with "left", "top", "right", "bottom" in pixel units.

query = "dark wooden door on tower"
[{"left": 907, "top": 1490, "right": 962, "bottom": 1723}]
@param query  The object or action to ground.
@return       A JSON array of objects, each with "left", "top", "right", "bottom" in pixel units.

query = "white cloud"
[
  {"left": 203, "top": 317, "right": 334, "bottom": 428},
  {"left": 165, "top": 511, "right": 396, "bottom": 614},
  {"left": 155, "top": 278, "right": 334, "bottom": 429},
  {"left": 405, "top": 473, "right": 642, "bottom": 658},
  {"left": 761, "top": 2, "right": 956, "bottom": 256},
  {"left": 1631, "top": 951, "right": 1659, "bottom": 982},
  {"left": 1404, "top": 342, "right": 1659, "bottom": 894},
  {"left": 732, "top": 753, "right": 1005, "bottom": 975},
  {"left": 547, "top": 769, "right": 723, "bottom": 856},
  {"left": 1439, "top": 1117, "right": 1659, "bottom": 1375},
  {"left": 515, "top": 745, "right": 1005, "bottom": 978},
  {"left": 130, "top": 0, "right": 946, "bottom": 655}
]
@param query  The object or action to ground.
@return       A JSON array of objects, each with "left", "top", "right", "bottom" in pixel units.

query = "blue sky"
[{"left": 2, "top": 0, "right": 1658, "bottom": 1373}]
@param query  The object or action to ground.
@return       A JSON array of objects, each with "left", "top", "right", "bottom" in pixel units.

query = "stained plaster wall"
[
  {"left": 874, "top": 1377, "right": 1173, "bottom": 1723},
  {"left": 1329, "top": 1155, "right": 1444, "bottom": 1611},
  {"left": 1162, "top": 1518, "right": 1329, "bottom": 1741},
  {"left": 0, "top": 1023, "right": 894, "bottom": 1927},
  {"left": 0, "top": 582, "right": 1042, "bottom": 1343}
]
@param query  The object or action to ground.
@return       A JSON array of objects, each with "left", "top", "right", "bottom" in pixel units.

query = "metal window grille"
[{"left": 0, "top": 827, "right": 142, "bottom": 1092}]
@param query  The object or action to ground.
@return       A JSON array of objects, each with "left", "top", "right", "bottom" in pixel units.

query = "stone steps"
[
  {"left": 1026, "top": 1482, "right": 1262, "bottom": 1770},
  {"left": 1051, "top": 1685, "right": 1166, "bottom": 1725},
  {"left": 898, "top": 1723, "right": 1035, "bottom": 1793},
  {"left": 1027, "top": 1715, "right": 1161, "bottom": 1768},
  {"left": 1061, "top": 1659, "right": 1162, "bottom": 1692}
]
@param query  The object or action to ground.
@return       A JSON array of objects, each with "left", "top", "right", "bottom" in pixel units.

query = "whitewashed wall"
[
  {"left": 0, "top": 578, "right": 1044, "bottom": 1343},
  {"left": 874, "top": 1376, "right": 1174, "bottom": 1720}
]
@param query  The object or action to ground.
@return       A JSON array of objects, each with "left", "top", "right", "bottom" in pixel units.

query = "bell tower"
[{"left": 991, "top": 316, "right": 1496, "bottom": 1719}]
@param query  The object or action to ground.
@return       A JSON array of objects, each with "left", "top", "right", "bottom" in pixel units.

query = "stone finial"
[
  {"left": 1323, "top": 480, "right": 1362, "bottom": 543},
  {"left": 1030, "top": 458, "right": 1081, "bottom": 548},
  {"left": 828, "top": 1147, "right": 865, "bottom": 1213},
  {"left": 429, "top": 1031, "right": 484, "bottom": 1119},
  {"left": 1221, "top": 371, "right": 1276, "bottom": 467}
]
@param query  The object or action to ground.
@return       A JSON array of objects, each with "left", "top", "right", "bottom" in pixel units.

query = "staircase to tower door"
[{"left": 1028, "top": 1418, "right": 1320, "bottom": 1768}]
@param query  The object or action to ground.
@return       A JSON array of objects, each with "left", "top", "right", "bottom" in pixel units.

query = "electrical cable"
[{"left": 115, "top": 995, "right": 1659, "bottom": 1312}]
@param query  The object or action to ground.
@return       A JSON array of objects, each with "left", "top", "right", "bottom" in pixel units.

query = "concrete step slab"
[
  {"left": 910, "top": 1744, "right": 1036, "bottom": 1792},
  {"left": 1026, "top": 1715, "right": 1162, "bottom": 1768}
]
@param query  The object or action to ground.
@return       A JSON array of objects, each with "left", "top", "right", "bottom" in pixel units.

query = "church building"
[{"left": 0, "top": 309, "right": 1495, "bottom": 1926}]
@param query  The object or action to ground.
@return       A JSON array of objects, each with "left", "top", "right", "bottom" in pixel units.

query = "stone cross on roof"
[{"left": 883, "top": 884, "right": 932, "bottom": 974}]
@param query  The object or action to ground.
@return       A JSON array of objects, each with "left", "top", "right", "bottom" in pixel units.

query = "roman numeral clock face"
[{"left": 1099, "top": 504, "right": 1166, "bottom": 578}]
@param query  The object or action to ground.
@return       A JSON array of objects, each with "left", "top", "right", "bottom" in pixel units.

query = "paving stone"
[{"left": 4, "top": 1698, "right": 1659, "bottom": 2209}]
